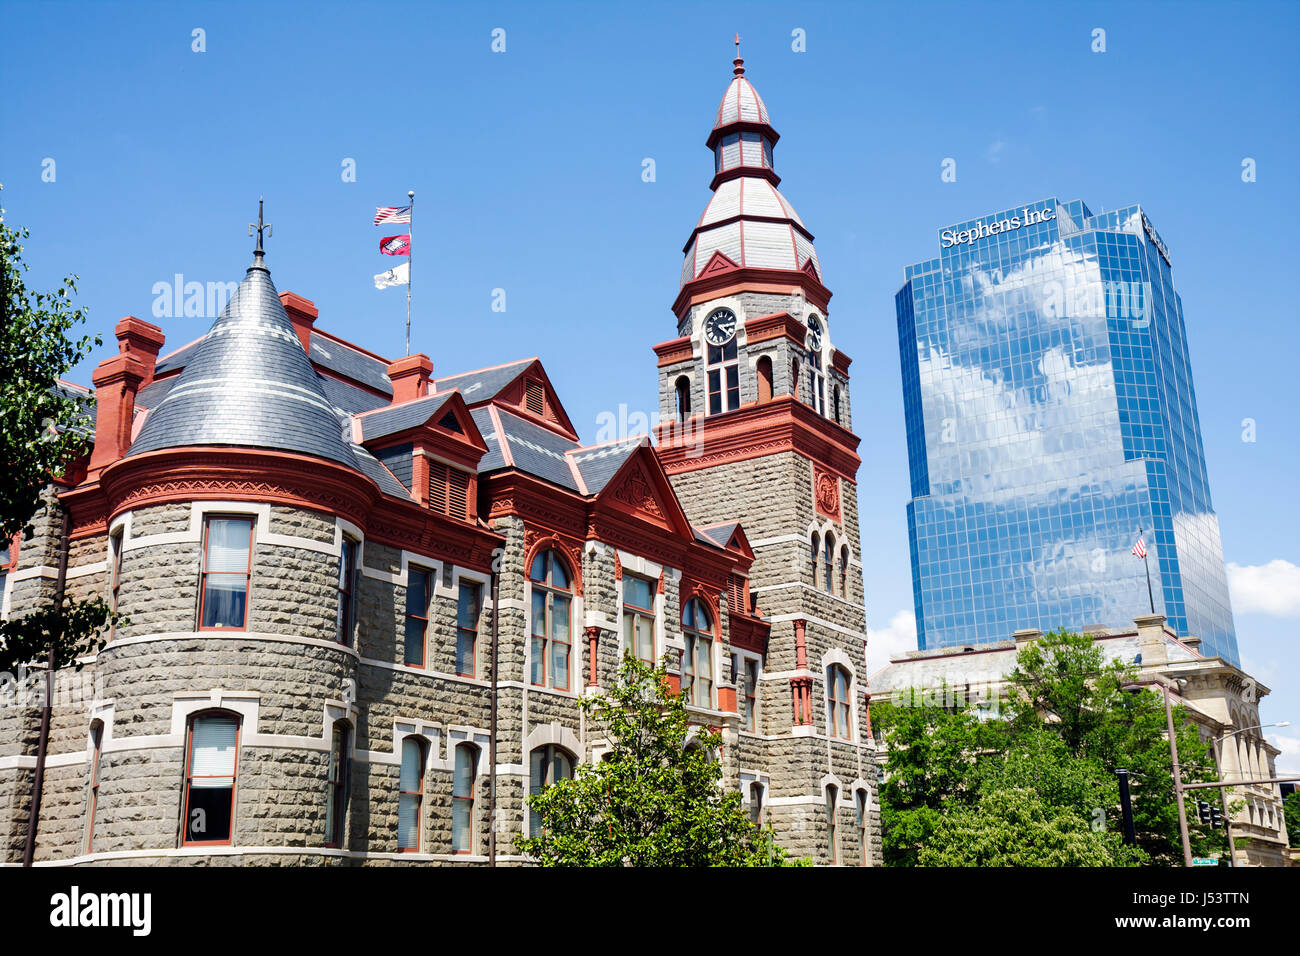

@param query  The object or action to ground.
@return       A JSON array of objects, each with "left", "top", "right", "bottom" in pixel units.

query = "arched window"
[
  {"left": 529, "top": 549, "right": 573, "bottom": 690},
  {"left": 182, "top": 711, "right": 240, "bottom": 846},
  {"left": 827, "top": 665, "right": 852, "bottom": 740},
  {"left": 682, "top": 598, "right": 714, "bottom": 709},
  {"left": 823, "top": 533, "right": 836, "bottom": 596},
  {"left": 453, "top": 743, "right": 478, "bottom": 854},
  {"left": 674, "top": 376, "right": 691, "bottom": 423},
  {"left": 855, "top": 788, "right": 869, "bottom": 866},
  {"left": 706, "top": 337, "right": 739, "bottom": 415},
  {"left": 839, "top": 547, "right": 849, "bottom": 600},
  {"left": 791, "top": 359, "right": 801, "bottom": 402},
  {"left": 825, "top": 784, "right": 839, "bottom": 864},
  {"left": 85, "top": 720, "right": 104, "bottom": 853},
  {"left": 749, "top": 781, "right": 765, "bottom": 826},
  {"left": 528, "top": 745, "right": 574, "bottom": 834},
  {"left": 833, "top": 385, "right": 842, "bottom": 424},
  {"left": 756, "top": 356, "right": 773, "bottom": 403},
  {"left": 325, "top": 720, "right": 350, "bottom": 848},
  {"left": 810, "top": 532, "right": 820, "bottom": 589},
  {"left": 398, "top": 736, "right": 426, "bottom": 852}
]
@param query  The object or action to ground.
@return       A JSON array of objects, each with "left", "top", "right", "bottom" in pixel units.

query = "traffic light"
[
  {"left": 1210, "top": 805, "right": 1223, "bottom": 829},
  {"left": 1197, "top": 800, "right": 1212, "bottom": 826}
]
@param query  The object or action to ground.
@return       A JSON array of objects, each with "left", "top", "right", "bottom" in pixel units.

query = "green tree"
[
  {"left": 870, "top": 692, "right": 1008, "bottom": 866},
  {"left": 917, "top": 786, "right": 1143, "bottom": 867},
  {"left": 1005, "top": 628, "right": 1226, "bottom": 864},
  {"left": 1284, "top": 790, "right": 1300, "bottom": 848},
  {"left": 876, "top": 629, "right": 1228, "bottom": 866},
  {"left": 516, "top": 655, "right": 802, "bottom": 866},
  {"left": 1, "top": 201, "right": 118, "bottom": 674}
]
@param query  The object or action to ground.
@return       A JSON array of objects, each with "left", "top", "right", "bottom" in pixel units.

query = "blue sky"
[{"left": 3, "top": 1, "right": 1297, "bottom": 770}]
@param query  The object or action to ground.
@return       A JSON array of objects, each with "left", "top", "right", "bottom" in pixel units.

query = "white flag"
[{"left": 373, "top": 262, "right": 409, "bottom": 290}]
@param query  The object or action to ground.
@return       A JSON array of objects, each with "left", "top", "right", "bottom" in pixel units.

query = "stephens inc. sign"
[{"left": 941, "top": 205, "right": 1056, "bottom": 248}]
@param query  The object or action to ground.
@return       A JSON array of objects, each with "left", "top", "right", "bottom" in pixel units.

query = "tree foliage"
[
  {"left": 0, "top": 200, "right": 118, "bottom": 674},
  {"left": 875, "top": 628, "right": 1229, "bottom": 866},
  {"left": 1284, "top": 790, "right": 1300, "bottom": 848},
  {"left": 1, "top": 202, "right": 98, "bottom": 542},
  {"left": 516, "top": 655, "right": 803, "bottom": 866}
]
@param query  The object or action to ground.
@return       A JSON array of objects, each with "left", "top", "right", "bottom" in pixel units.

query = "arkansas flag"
[
  {"left": 380, "top": 234, "right": 410, "bottom": 256},
  {"left": 373, "top": 262, "right": 409, "bottom": 290}
]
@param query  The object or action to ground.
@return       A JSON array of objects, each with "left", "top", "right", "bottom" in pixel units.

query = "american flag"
[
  {"left": 1131, "top": 537, "right": 1147, "bottom": 559},
  {"left": 373, "top": 204, "right": 411, "bottom": 225}
]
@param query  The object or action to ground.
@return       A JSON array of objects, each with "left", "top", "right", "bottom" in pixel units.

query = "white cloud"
[
  {"left": 867, "top": 609, "right": 917, "bottom": 674},
  {"left": 986, "top": 139, "right": 1006, "bottom": 163},
  {"left": 1268, "top": 733, "right": 1300, "bottom": 777},
  {"left": 1226, "top": 560, "right": 1300, "bottom": 616}
]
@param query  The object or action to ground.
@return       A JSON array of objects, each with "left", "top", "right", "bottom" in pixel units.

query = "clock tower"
[{"left": 653, "top": 49, "right": 878, "bottom": 864}]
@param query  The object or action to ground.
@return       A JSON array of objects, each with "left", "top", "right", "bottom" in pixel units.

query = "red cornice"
[
  {"left": 654, "top": 336, "right": 694, "bottom": 368},
  {"left": 654, "top": 394, "right": 861, "bottom": 481},
  {"left": 62, "top": 447, "right": 501, "bottom": 571},
  {"left": 743, "top": 311, "right": 805, "bottom": 348},
  {"left": 831, "top": 349, "right": 852, "bottom": 376},
  {"left": 674, "top": 267, "right": 832, "bottom": 320}
]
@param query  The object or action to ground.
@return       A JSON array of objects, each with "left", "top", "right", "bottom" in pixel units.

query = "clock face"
[
  {"left": 806, "top": 314, "right": 823, "bottom": 351},
  {"left": 703, "top": 308, "right": 737, "bottom": 346}
]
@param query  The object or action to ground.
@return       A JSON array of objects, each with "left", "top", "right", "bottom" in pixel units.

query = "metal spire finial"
[
  {"left": 248, "top": 196, "right": 273, "bottom": 258},
  {"left": 733, "top": 33, "right": 744, "bottom": 75}
]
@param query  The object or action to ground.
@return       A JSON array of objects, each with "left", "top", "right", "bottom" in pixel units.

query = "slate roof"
[
  {"left": 357, "top": 392, "right": 456, "bottom": 443},
  {"left": 318, "top": 376, "right": 390, "bottom": 416},
  {"left": 568, "top": 439, "right": 645, "bottom": 495},
  {"left": 472, "top": 406, "right": 580, "bottom": 491},
  {"left": 433, "top": 359, "right": 533, "bottom": 404},
  {"left": 309, "top": 333, "right": 392, "bottom": 397},
  {"left": 694, "top": 522, "right": 740, "bottom": 549},
  {"left": 127, "top": 253, "right": 360, "bottom": 469}
]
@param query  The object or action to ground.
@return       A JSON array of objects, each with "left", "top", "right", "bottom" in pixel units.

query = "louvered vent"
[
  {"left": 428, "top": 461, "right": 470, "bottom": 519},
  {"left": 448, "top": 468, "right": 470, "bottom": 520},
  {"left": 729, "top": 575, "right": 747, "bottom": 616},
  {"left": 525, "top": 379, "right": 545, "bottom": 416}
]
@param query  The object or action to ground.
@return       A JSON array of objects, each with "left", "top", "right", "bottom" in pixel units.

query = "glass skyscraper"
[{"left": 896, "top": 197, "right": 1239, "bottom": 664}]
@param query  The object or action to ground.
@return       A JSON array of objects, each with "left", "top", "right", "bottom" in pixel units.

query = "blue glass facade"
[{"left": 896, "top": 198, "right": 1239, "bottom": 664}]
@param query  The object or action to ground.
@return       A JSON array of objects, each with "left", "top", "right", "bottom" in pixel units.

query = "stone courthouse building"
[{"left": 1, "top": 54, "right": 880, "bottom": 865}]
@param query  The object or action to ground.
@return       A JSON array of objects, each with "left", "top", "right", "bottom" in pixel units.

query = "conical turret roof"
[{"left": 128, "top": 251, "right": 357, "bottom": 467}]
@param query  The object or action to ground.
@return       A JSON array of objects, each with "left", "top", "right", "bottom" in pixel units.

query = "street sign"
[{"left": 1191, "top": 857, "right": 1218, "bottom": 866}]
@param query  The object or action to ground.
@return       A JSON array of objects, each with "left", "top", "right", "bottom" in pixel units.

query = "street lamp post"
[
  {"left": 1212, "top": 721, "right": 1291, "bottom": 867},
  {"left": 1160, "top": 679, "right": 1194, "bottom": 868},
  {"left": 1123, "top": 677, "right": 1192, "bottom": 866}
]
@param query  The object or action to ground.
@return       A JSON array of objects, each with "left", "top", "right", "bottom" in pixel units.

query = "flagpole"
[
  {"left": 405, "top": 189, "right": 414, "bottom": 356},
  {"left": 1139, "top": 526, "right": 1155, "bottom": 613}
]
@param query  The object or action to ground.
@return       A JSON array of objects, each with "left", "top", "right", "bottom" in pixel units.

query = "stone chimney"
[
  {"left": 387, "top": 353, "right": 433, "bottom": 405},
  {"left": 1134, "top": 613, "right": 1168, "bottom": 666},
  {"left": 279, "top": 291, "right": 318, "bottom": 355},
  {"left": 88, "top": 317, "right": 165, "bottom": 476}
]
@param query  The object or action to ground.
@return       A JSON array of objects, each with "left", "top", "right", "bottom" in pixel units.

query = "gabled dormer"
[
  {"left": 434, "top": 358, "right": 578, "bottom": 441},
  {"left": 356, "top": 390, "right": 486, "bottom": 521}
]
